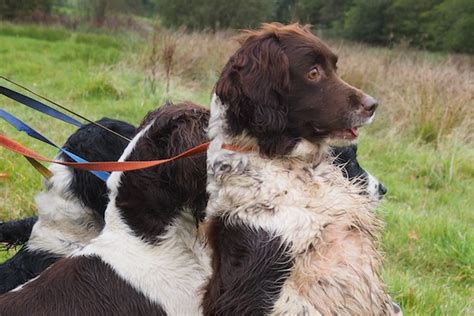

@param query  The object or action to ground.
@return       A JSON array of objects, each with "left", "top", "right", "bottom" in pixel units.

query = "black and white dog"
[
  {"left": 0, "top": 102, "right": 210, "bottom": 315},
  {"left": 0, "top": 118, "right": 135, "bottom": 294},
  {"left": 332, "top": 144, "right": 387, "bottom": 198}
]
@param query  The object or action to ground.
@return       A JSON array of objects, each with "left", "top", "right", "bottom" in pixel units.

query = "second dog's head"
[
  {"left": 332, "top": 144, "right": 387, "bottom": 200},
  {"left": 216, "top": 23, "right": 378, "bottom": 157}
]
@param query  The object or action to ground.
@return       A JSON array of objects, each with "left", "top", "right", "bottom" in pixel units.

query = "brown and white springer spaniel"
[{"left": 203, "top": 23, "right": 398, "bottom": 315}]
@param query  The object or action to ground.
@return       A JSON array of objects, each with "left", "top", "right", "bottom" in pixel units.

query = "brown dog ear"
[{"left": 215, "top": 34, "right": 295, "bottom": 156}]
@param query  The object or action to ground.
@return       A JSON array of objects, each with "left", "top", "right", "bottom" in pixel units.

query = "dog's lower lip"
[
  {"left": 328, "top": 127, "right": 360, "bottom": 140},
  {"left": 313, "top": 125, "right": 361, "bottom": 139},
  {"left": 349, "top": 127, "right": 359, "bottom": 137}
]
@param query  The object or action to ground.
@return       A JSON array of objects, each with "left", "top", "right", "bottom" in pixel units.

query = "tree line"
[{"left": 1, "top": 0, "right": 472, "bottom": 54}]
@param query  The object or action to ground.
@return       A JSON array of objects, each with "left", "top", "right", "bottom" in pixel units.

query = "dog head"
[
  {"left": 58, "top": 118, "right": 136, "bottom": 217},
  {"left": 332, "top": 144, "right": 387, "bottom": 199},
  {"left": 114, "top": 102, "right": 210, "bottom": 243},
  {"left": 216, "top": 23, "right": 378, "bottom": 157}
]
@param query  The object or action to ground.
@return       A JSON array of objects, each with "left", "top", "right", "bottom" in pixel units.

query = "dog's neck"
[
  {"left": 104, "top": 123, "right": 201, "bottom": 244},
  {"left": 208, "top": 94, "right": 329, "bottom": 164}
]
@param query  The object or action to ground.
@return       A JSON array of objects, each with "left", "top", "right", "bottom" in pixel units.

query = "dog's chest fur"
[
  {"left": 77, "top": 209, "right": 210, "bottom": 315},
  {"left": 207, "top": 143, "right": 393, "bottom": 315},
  {"left": 29, "top": 163, "right": 103, "bottom": 256}
]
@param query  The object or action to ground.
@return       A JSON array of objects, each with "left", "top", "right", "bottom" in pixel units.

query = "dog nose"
[
  {"left": 378, "top": 183, "right": 387, "bottom": 196},
  {"left": 361, "top": 94, "right": 378, "bottom": 113}
]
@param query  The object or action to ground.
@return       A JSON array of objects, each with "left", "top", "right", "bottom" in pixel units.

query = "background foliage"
[{"left": 0, "top": 0, "right": 472, "bottom": 53}]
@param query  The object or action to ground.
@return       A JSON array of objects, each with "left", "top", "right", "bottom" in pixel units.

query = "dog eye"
[{"left": 307, "top": 67, "right": 320, "bottom": 80}]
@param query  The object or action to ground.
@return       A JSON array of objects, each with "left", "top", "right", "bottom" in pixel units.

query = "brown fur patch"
[{"left": 202, "top": 217, "right": 293, "bottom": 315}]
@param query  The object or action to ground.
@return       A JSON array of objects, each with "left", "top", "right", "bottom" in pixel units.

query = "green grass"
[
  {"left": 357, "top": 134, "right": 473, "bottom": 315},
  {"left": 0, "top": 22, "right": 472, "bottom": 314},
  {"left": 0, "top": 22, "right": 212, "bottom": 214}
]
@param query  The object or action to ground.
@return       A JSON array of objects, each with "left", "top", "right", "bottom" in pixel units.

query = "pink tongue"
[{"left": 349, "top": 127, "right": 359, "bottom": 137}]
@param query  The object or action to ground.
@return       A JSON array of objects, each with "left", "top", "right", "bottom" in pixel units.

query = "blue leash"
[
  {"left": 0, "top": 109, "right": 110, "bottom": 181},
  {"left": 0, "top": 86, "right": 82, "bottom": 127},
  {"left": 0, "top": 78, "right": 131, "bottom": 142}
]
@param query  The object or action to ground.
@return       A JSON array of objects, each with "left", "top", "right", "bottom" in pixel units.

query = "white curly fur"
[{"left": 28, "top": 161, "right": 103, "bottom": 256}]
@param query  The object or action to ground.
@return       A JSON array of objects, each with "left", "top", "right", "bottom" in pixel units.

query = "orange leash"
[{"left": 0, "top": 134, "right": 250, "bottom": 173}]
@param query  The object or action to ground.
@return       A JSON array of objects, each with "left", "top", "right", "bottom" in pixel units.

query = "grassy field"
[{"left": 0, "top": 22, "right": 473, "bottom": 315}]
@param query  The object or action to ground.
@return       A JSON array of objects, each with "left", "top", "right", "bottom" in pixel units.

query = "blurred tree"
[
  {"left": 342, "top": 0, "right": 390, "bottom": 44},
  {"left": 294, "top": 0, "right": 323, "bottom": 25},
  {"left": 273, "top": 0, "right": 296, "bottom": 23},
  {"left": 385, "top": 0, "right": 442, "bottom": 47},
  {"left": 80, "top": 0, "right": 115, "bottom": 24},
  {"left": 2, "top": 0, "right": 472, "bottom": 54},
  {"left": 425, "top": 0, "right": 474, "bottom": 53},
  {"left": 80, "top": 0, "right": 149, "bottom": 25},
  {"left": 296, "top": 0, "right": 351, "bottom": 28},
  {"left": 0, "top": 0, "right": 52, "bottom": 20},
  {"left": 156, "top": 0, "right": 274, "bottom": 30}
]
